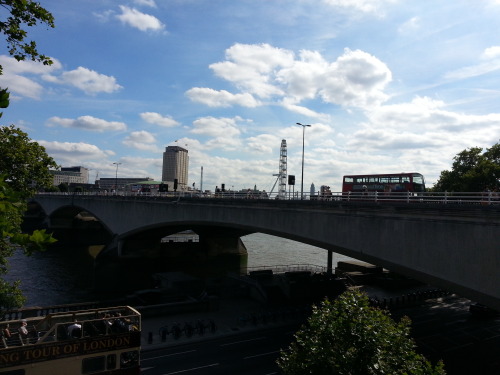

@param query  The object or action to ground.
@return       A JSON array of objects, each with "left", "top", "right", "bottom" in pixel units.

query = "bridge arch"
[{"left": 31, "top": 195, "right": 500, "bottom": 310}]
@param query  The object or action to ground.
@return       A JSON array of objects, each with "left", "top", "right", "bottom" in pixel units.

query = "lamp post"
[
  {"left": 113, "top": 162, "right": 121, "bottom": 194},
  {"left": 296, "top": 123, "right": 311, "bottom": 200}
]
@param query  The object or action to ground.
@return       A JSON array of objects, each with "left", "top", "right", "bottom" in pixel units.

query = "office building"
[
  {"left": 50, "top": 166, "right": 89, "bottom": 186},
  {"left": 162, "top": 145, "right": 189, "bottom": 190}
]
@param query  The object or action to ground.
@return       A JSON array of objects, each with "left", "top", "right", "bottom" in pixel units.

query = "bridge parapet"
[{"left": 31, "top": 194, "right": 500, "bottom": 311}]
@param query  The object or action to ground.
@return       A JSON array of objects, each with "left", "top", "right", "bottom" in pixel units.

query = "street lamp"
[
  {"left": 113, "top": 162, "right": 122, "bottom": 194},
  {"left": 296, "top": 123, "right": 311, "bottom": 200}
]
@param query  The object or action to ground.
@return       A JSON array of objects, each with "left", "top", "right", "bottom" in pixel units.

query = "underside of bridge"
[{"left": 24, "top": 203, "right": 257, "bottom": 291}]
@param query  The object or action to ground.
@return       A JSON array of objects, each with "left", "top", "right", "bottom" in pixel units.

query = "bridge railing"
[{"left": 37, "top": 190, "right": 499, "bottom": 205}]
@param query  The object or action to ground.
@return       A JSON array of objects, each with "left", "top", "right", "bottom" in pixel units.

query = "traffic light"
[
  {"left": 288, "top": 175, "right": 295, "bottom": 185},
  {"left": 174, "top": 179, "right": 178, "bottom": 191}
]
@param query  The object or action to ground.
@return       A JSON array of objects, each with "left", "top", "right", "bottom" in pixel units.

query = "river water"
[{"left": 5, "top": 233, "right": 354, "bottom": 307}]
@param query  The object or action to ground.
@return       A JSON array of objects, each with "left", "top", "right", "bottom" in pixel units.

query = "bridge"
[{"left": 30, "top": 194, "right": 500, "bottom": 310}]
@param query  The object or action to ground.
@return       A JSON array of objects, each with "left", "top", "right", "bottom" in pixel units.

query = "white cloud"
[
  {"left": 350, "top": 96, "right": 500, "bottom": 152},
  {"left": 0, "top": 55, "right": 62, "bottom": 75},
  {"left": 322, "top": 0, "right": 396, "bottom": 14},
  {"left": 0, "top": 73, "right": 44, "bottom": 99},
  {"left": 123, "top": 130, "right": 161, "bottom": 152},
  {"left": 140, "top": 112, "right": 180, "bottom": 127},
  {"left": 398, "top": 16, "right": 420, "bottom": 34},
  {"left": 0, "top": 55, "right": 122, "bottom": 97},
  {"left": 247, "top": 134, "right": 281, "bottom": 154},
  {"left": 134, "top": 0, "right": 157, "bottom": 7},
  {"left": 0, "top": 55, "right": 61, "bottom": 99},
  {"left": 210, "top": 43, "right": 294, "bottom": 99},
  {"left": 190, "top": 44, "right": 392, "bottom": 112},
  {"left": 37, "top": 140, "right": 112, "bottom": 161},
  {"left": 52, "top": 67, "right": 122, "bottom": 95},
  {"left": 116, "top": 6, "right": 165, "bottom": 32},
  {"left": 444, "top": 46, "right": 500, "bottom": 81},
  {"left": 190, "top": 116, "right": 242, "bottom": 138},
  {"left": 482, "top": 46, "right": 500, "bottom": 60},
  {"left": 319, "top": 48, "right": 392, "bottom": 108},
  {"left": 46, "top": 115, "right": 127, "bottom": 132},
  {"left": 186, "top": 88, "right": 260, "bottom": 107}
]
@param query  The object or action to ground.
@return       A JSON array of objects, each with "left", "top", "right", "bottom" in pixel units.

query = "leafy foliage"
[
  {"left": 0, "top": 176, "right": 56, "bottom": 313},
  {"left": 0, "top": 0, "right": 56, "bottom": 311},
  {"left": 0, "top": 125, "right": 58, "bottom": 198},
  {"left": 0, "top": 0, "right": 55, "bottom": 75},
  {"left": 277, "top": 289, "right": 446, "bottom": 375},
  {"left": 432, "top": 143, "right": 500, "bottom": 192}
]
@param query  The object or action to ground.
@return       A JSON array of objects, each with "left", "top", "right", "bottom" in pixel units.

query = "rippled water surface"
[{"left": 6, "top": 233, "right": 354, "bottom": 307}]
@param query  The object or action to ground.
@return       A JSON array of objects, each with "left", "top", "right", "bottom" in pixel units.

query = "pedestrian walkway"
[{"left": 140, "top": 297, "right": 307, "bottom": 351}]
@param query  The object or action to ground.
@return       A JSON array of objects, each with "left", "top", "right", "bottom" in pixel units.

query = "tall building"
[{"left": 162, "top": 145, "right": 189, "bottom": 189}]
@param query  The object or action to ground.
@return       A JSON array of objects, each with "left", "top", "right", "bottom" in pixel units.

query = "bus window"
[
  {"left": 344, "top": 177, "right": 353, "bottom": 183},
  {"left": 82, "top": 356, "right": 105, "bottom": 374},
  {"left": 401, "top": 176, "right": 410, "bottom": 183}
]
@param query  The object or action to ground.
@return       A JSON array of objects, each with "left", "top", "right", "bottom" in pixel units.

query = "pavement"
[{"left": 139, "top": 296, "right": 306, "bottom": 351}]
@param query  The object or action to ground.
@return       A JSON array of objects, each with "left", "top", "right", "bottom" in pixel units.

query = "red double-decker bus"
[{"left": 342, "top": 173, "right": 426, "bottom": 194}]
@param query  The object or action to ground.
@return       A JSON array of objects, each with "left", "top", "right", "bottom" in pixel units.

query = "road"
[{"left": 141, "top": 325, "right": 298, "bottom": 375}]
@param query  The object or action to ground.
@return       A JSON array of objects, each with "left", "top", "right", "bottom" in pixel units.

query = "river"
[{"left": 5, "top": 233, "right": 354, "bottom": 307}]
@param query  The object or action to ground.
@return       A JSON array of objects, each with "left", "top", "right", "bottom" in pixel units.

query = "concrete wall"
[{"left": 33, "top": 195, "right": 500, "bottom": 310}]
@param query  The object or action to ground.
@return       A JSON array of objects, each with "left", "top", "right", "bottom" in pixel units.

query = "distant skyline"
[{"left": 1, "top": 0, "right": 499, "bottom": 191}]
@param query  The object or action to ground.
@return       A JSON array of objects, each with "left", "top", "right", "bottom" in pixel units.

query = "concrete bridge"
[{"left": 31, "top": 194, "right": 500, "bottom": 310}]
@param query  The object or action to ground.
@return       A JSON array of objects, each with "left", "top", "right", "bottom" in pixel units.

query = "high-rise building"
[{"left": 162, "top": 145, "right": 189, "bottom": 189}]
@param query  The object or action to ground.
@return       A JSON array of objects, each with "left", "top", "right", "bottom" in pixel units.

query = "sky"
[{"left": 1, "top": 0, "right": 500, "bottom": 192}]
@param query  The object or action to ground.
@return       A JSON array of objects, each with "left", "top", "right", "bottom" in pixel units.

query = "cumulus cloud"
[
  {"left": 0, "top": 55, "right": 123, "bottom": 98},
  {"left": 0, "top": 74, "right": 44, "bottom": 99},
  {"left": 123, "top": 130, "right": 160, "bottom": 152},
  {"left": 190, "top": 116, "right": 243, "bottom": 138},
  {"left": 318, "top": 48, "right": 392, "bottom": 107},
  {"left": 186, "top": 88, "right": 260, "bottom": 107},
  {"left": 0, "top": 55, "right": 61, "bottom": 99},
  {"left": 348, "top": 96, "right": 500, "bottom": 154},
  {"left": 116, "top": 6, "right": 164, "bottom": 31},
  {"left": 37, "top": 140, "right": 112, "bottom": 161},
  {"left": 46, "top": 115, "right": 127, "bottom": 132},
  {"left": 247, "top": 134, "right": 282, "bottom": 154},
  {"left": 47, "top": 67, "right": 123, "bottom": 95},
  {"left": 140, "top": 112, "right": 180, "bottom": 127},
  {"left": 187, "top": 44, "right": 392, "bottom": 111}
]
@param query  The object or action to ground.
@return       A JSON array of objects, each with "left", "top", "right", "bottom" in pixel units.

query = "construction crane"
[{"left": 269, "top": 139, "right": 287, "bottom": 199}]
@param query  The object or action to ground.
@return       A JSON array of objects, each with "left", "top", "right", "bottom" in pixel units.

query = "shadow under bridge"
[{"left": 32, "top": 195, "right": 500, "bottom": 310}]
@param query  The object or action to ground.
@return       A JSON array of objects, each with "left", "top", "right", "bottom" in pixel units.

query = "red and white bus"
[
  {"left": 342, "top": 173, "right": 426, "bottom": 194},
  {"left": 0, "top": 305, "right": 141, "bottom": 375}
]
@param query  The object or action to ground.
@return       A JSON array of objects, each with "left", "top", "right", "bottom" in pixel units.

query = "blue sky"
[{"left": 1, "top": 0, "right": 499, "bottom": 192}]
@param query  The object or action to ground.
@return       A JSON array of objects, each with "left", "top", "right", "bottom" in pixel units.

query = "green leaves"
[
  {"left": 0, "top": 125, "right": 59, "bottom": 199},
  {"left": 432, "top": 142, "right": 500, "bottom": 192},
  {"left": 0, "top": 0, "right": 55, "bottom": 74},
  {"left": 277, "top": 289, "right": 446, "bottom": 375},
  {"left": 0, "top": 176, "right": 56, "bottom": 312}
]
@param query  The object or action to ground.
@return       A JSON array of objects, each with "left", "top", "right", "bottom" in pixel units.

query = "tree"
[
  {"left": 0, "top": 0, "right": 55, "bottom": 75},
  {"left": 277, "top": 289, "right": 446, "bottom": 375},
  {"left": 0, "top": 125, "right": 58, "bottom": 198},
  {"left": 432, "top": 143, "right": 500, "bottom": 192},
  {"left": 0, "top": 176, "right": 56, "bottom": 313},
  {"left": 0, "top": 0, "right": 56, "bottom": 312}
]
